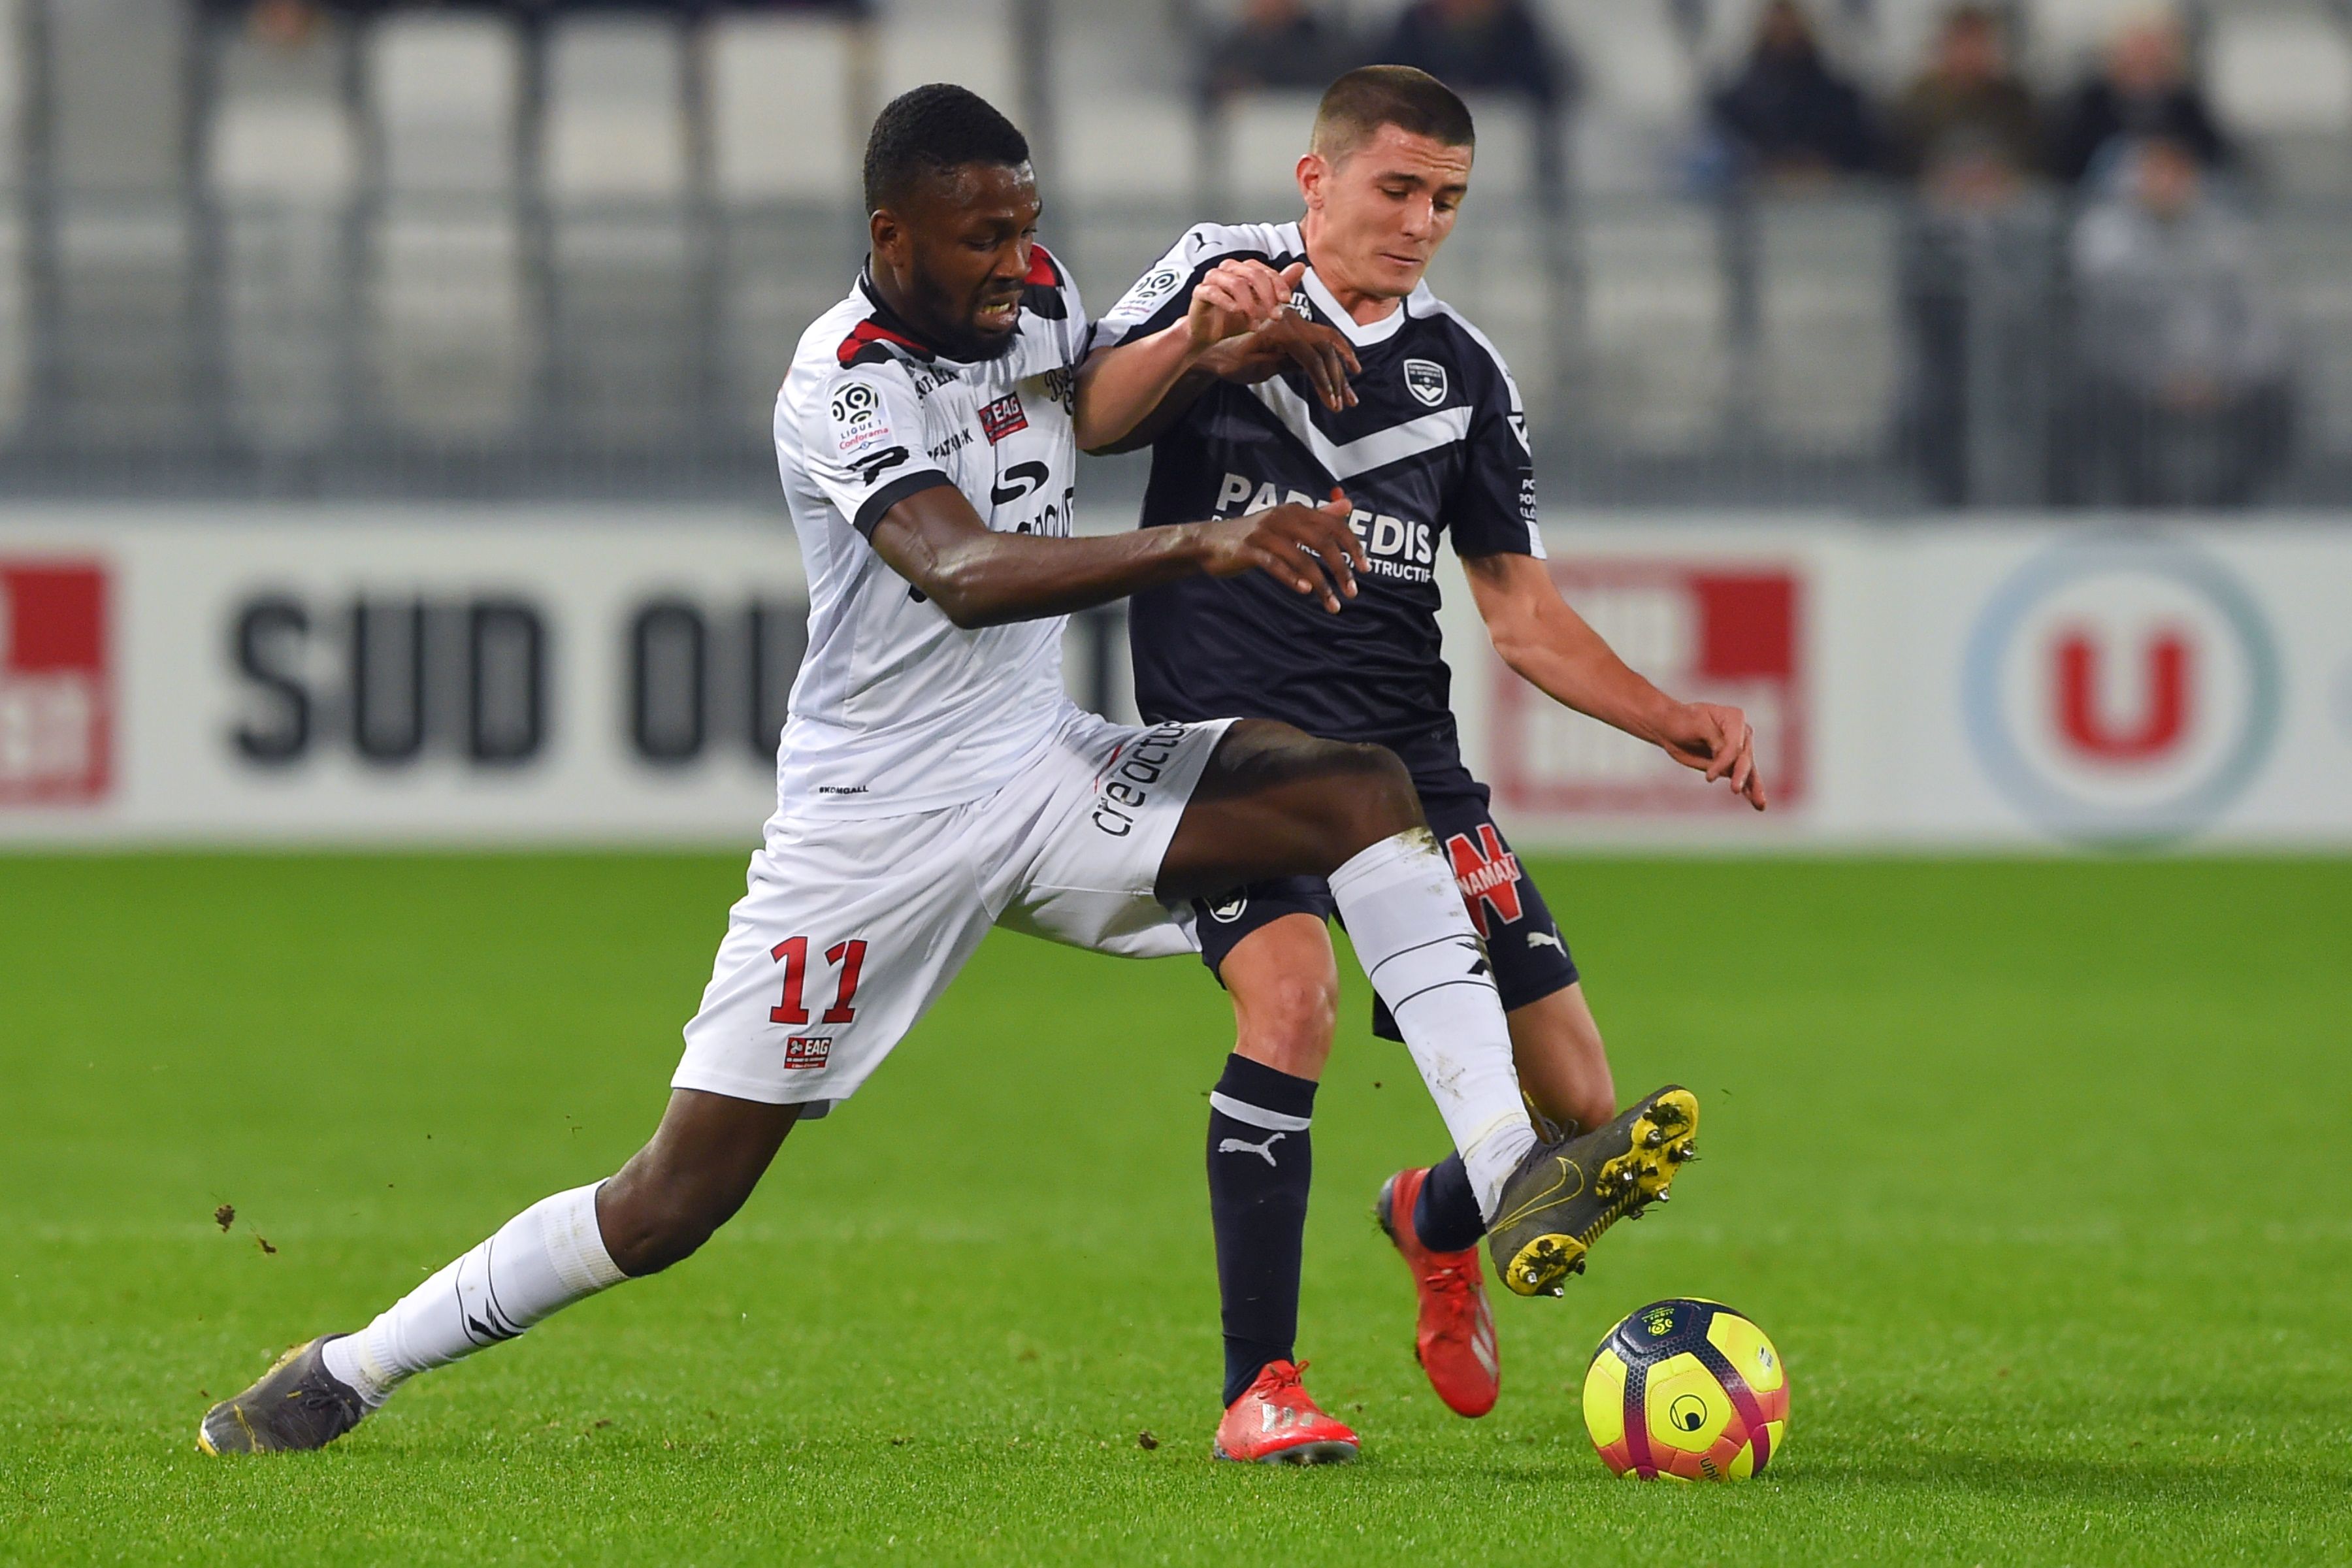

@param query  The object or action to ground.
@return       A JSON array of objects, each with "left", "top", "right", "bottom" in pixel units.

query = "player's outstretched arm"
[
  {"left": 1075, "top": 260, "right": 1356, "bottom": 454},
  {"left": 866, "top": 483, "right": 1369, "bottom": 629},
  {"left": 1463, "top": 551, "right": 1767, "bottom": 810}
]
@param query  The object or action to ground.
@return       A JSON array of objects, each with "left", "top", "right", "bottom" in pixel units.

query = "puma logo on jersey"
[
  {"left": 1528, "top": 930, "right": 1567, "bottom": 955},
  {"left": 1218, "top": 1131, "right": 1286, "bottom": 1166}
]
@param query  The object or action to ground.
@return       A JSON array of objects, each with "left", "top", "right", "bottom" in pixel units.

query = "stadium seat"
[
  {"left": 365, "top": 12, "right": 529, "bottom": 444},
  {"left": 1756, "top": 193, "right": 1899, "bottom": 453},
  {"left": 1577, "top": 201, "right": 1730, "bottom": 452},
  {"left": 2208, "top": 8, "right": 2352, "bottom": 194},
  {"left": 1060, "top": 91, "right": 1198, "bottom": 206},
  {"left": 1543, "top": 0, "right": 1701, "bottom": 193},
  {"left": 371, "top": 12, "right": 520, "bottom": 198},
  {"left": 707, "top": 12, "right": 862, "bottom": 206},
  {"left": 1543, "top": 0, "right": 1699, "bottom": 127},
  {"left": 208, "top": 24, "right": 361, "bottom": 453},
  {"left": 48, "top": 0, "right": 197, "bottom": 449},
  {"left": 0, "top": 0, "right": 24, "bottom": 435},
  {"left": 877, "top": 0, "right": 1017, "bottom": 112},
  {"left": 1221, "top": 90, "right": 1324, "bottom": 206},
  {"left": 705, "top": 12, "right": 868, "bottom": 443},
  {"left": 544, "top": 17, "right": 689, "bottom": 203},
  {"left": 542, "top": 16, "right": 696, "bottom": 453},
  {"left": 372, "top": 214, "right": 531, "bottom": 446},
  {"left": 1458, "top": 93, "right": 1543, "bottom": 207}
]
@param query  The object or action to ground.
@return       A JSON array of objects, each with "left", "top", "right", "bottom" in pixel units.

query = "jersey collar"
[{"left": 1284, "top": 224, "right": 1426, "bottom": 351}]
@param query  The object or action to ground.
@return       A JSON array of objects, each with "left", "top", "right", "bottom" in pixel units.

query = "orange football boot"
[
  {"left": 1376, "top": 1166, "right": 1500, "bottom": 1418},
  {"left": 1211, "top": 1360, "right": 1360, "bottom": 1464}
]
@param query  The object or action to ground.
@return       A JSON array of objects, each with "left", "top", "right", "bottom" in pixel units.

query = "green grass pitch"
[{"left": 3, "top": 853, "right": 2347, "bottom": 1565}]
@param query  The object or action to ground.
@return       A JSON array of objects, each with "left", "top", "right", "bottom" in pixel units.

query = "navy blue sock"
[
  {"left": 1207, "top": 1053, "right": 1316, "bottom": 1408},
  {"left": 1414, "top": 1152, "right": 1486, "bottom": 1253}
]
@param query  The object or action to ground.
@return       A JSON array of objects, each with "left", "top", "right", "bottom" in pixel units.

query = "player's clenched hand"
[
  {"left": 1186, "top": 259, "right": 1306, "bottom": 352},
  {"left": 1191, "top": 492, "right": 1369, "bottom": 613},
  {"left": 1656, "top": 701, "right": 1768, "bottom": 811},
  {"left": 1198, "top": 312, "right": 1360, "bottom": 412}
]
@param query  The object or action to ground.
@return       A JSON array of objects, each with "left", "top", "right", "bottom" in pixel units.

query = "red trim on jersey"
[
  {"left": 1023, "top": 243, "right": 1062, "bottom": 288},
  {"left": 835, "top": 318, "right": 934, "bottom": 368}
]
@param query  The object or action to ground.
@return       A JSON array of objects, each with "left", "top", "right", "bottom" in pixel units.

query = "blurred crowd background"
[{"left": 8, "top": 0, "right": 2351, "bottom": 510}]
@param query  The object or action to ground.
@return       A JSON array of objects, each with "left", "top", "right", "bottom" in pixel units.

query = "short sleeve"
[
  {"left": 1090, "top": 227, "right": 1270, "bottom": 352},
  {"left": 798, "top": 365, "right": 955, "bottom": 538},
  {"left": 1446, "top": 355, "right": 1544, "bottom": 560}
]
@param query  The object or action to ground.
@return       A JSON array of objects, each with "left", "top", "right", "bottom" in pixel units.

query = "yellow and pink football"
[{"left": 1582, "top": 1298, "right": 1788, "bottom": 1481}]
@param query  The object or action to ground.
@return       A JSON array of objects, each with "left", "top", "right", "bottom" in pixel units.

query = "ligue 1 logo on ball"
[{"left": 1963, "top": 536, "right": 2281, "bottom": 844}]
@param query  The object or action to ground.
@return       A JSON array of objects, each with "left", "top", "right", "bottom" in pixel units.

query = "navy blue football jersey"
[{"left": 1096, "top": 220, "right": 1541, "bottom": 794}]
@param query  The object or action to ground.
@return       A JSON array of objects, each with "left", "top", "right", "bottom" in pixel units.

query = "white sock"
[
  {"left": 321, "top": 1182, "right": 627, "bottom": 1410},
  {"left": 1328, "top": 828, "right": 1537, "bottom": 1219}
]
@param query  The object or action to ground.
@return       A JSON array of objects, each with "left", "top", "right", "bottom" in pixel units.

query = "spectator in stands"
[
  {"left": 1887, "top": 4, "right": 2044, "bottom": 203},
  {"left": 1893, "top": 5, "right": 2058, "bottom": 506},
  {"left": 2069, "top": 135, "right": 2291, "bottom": 505},
  {"left": 1378, "top": 0, "right": 1574, "bottom": 114},
  {"left": 1201, "top": 0, "right": 1358, "bottom": 100},
  {"left": 1708, "top": 0, "right": 1878, "bottom": 184},
  {"left": 2050, "top": 11, "right": 2234, "bottom": 187}
]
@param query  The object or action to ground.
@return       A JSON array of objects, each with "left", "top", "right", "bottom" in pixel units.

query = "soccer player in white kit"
[{"left": 198, "top": 85, "right": 1688, "bottom": 1464}]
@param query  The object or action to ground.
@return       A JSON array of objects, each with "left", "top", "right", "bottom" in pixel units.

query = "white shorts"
[{"left": 673, "top": 707, "right": 1231, "bottom": 1110}]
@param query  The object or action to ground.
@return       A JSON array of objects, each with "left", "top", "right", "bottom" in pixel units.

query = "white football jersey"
[{"left": 772, "top": 250, "right": 1090, "bottom": 817}]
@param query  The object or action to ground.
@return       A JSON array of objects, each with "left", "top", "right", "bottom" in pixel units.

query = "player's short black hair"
[
  {"left": 862, "top": 84, "right": 1032, "bottom": 214},
  {"left": 1311, "top": 66, "right": 1475, "bottom": 162}
]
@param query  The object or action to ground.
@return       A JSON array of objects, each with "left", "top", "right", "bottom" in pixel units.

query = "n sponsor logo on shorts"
[
  {"left": 1092, "top": 721, "right": 1189, "bottom": 838},
  {"left": 783, "top": 1036, "right": 832, "bottom": 1070},
  {"left": 1445, "top": 823, "right": 1524, "bottom": 938}
]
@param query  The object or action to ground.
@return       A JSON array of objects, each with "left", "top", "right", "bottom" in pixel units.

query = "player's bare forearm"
[
  {"left": 868, "top": 485, "right": 1369, "bottom": 629},
  {"left": 1463, "top": 552, "right": 1766, "bottom": 808},
  {"left": 1075, "top": 325, "right": 1209, "bottom": 453},
  {"left": 1077, "top": 329, "right": 1219, "bottom": 455},
  {"left": 1462, "top": 553, "right": 1674, "bottom": 740},
  {"left": 1077, "top": 257, "right": 1320, "bottom": 453}
]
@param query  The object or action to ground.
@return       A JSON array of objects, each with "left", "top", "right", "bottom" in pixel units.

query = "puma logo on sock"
[{"left": 1217, "top": 1131, "right": 1286, "bottom": 1166}]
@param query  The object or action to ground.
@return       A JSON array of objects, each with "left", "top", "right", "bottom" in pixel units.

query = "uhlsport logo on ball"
[
  {"left": 1963, "top": 536, "right": 2281, "bottom": 844},
  {"left": 1582, "top": 1298, "right": 1787, "bottom": 1480}
]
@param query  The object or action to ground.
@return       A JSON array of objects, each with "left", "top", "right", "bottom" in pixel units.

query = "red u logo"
[{"left": 2053, "top": 628, "right": 2191, "bottom": 762}]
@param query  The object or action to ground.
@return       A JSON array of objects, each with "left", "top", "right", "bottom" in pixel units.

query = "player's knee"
[{"left": 1233, "top": 977, "right": 1337, "bottom": 1079}]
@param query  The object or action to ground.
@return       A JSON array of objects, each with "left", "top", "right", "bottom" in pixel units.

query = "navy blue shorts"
[{"left": 1192, "top": 789, "right": 1580, "bottom": 1042}]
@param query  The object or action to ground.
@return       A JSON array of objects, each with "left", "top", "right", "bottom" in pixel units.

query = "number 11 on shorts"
[{"left": 769, "top": 936, "right": 867, "bottom": 1026}]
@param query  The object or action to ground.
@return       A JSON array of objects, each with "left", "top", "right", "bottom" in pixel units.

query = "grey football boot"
[
  {"left": 197, "top": 1335, "right": 367, "bottom": 1454},
  {"left": 1487, "top": 1085, "right": 1700, "bottom": 1297}
]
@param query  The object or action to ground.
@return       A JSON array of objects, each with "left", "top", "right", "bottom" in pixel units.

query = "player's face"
[
  {"left": 1299, "top": 126, "right": 1471, "bottom": 301},
  {"left": 870, "top": 162, "right": 1041, "bottom": 361}
]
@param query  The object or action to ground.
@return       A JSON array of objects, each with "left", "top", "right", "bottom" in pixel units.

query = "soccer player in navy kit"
[{"left": 1077, "top": 67, "right": 1768, "bottom": 1454}]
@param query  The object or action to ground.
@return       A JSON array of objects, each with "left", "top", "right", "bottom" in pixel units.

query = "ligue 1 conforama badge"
[
  {"left": 1963, "top": 536, "right": 2281, "bottom": 844},
  {"left": 0, "top": 560, "right": 112, "bottom": 806}
]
